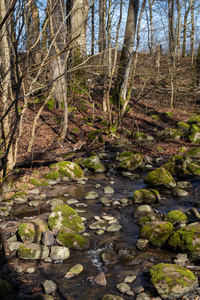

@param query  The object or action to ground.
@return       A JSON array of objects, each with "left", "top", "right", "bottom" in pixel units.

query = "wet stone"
[
  {"left": 26, "top": 268, "right": 35, "bottom": 274},
  {"left": 28, "top": 201, "right": 39, "bottom": 207},
  {"left": 29, "top": 189, "right": 40, "bottom": 195},
  {"left": 116, "top": 282, "right": 130, "bottom": 293},
  {"left": 8, "top": 241, "right": 22, "bottom": 252},
  {"left": 84, "top": 191, "right": 99, "bottom": 200},
  {"left": 124, "top": 275, "right": 136, "bottom": 283},
  {"left": 101, "top": 197, "right": 111, "bottom": 206},
  {"left": 43, "top": 280, "right": 57, "bottom": 295},
  {"left": 171, "top": 188, "right": 188, "bottom": 197},
  {"left": 106, "top": 224, "right": 121, "bottom": 232},
  {"left": 100, "top": 249, "right": 119, "bottom": 264},
  {"left": 104, "top": 186, "right": 114, "bottom": 194},
  {"left": 136, "top": 293, "right": 152, "bottom": 300},
  {"left": 89, "top": 219, "right": 108, "bottom": 230},
  {"left": 64, "top": 264, "right": 83, "bottom": 279},
  {"left": 174, "top": 253, "right": 188, "bottom": 267},
  {"left": 136, "top": 239, "right": 149, "bottom": 250},
  {"left": 13, "top": 196, "right": 27, "bottom": 204},
  {"left": 93, "top": 272, "right": 107, "bottom": 286}
]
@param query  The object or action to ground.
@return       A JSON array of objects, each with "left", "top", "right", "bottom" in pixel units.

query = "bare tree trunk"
[
  {"left": 182, "top": 2, "right": 190, "bottom": 58},
  {"left": 0, "top": 0, "right": 14, "bottom": 190},
  {"left": 91, "top": 2, "right": 95, "bottom": 56},
  {"left": 168, "top": 0, "right": 176, "bottom": 109},
  {"left": 190, "top": 0, "right": 195, "bottom": 66},
  {"left": 148, "top": 0, "right": 154, "bottom": 55},
  {"left": 113, "top": 0, "right": 139, "bottom": 125},
  {"left": 176, "top": 0, "right": 181, "bottom": 60}
]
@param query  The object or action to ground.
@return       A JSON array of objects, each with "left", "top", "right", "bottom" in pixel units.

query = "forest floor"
[{"left": 7, "top": 84, "right": 199, "bottom": 197}]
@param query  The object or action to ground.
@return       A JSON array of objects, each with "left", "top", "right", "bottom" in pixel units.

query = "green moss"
[
  {"left": 187, "top": 115, "right": 200, "bottom": 125},
  {"left": 18, "top": 244, "right": 37, "bottom": 259},
  {"left": 0, "top": 279, "right": 14, "bottom": 299},
  {"left": 57, "top": 228, "right": 89, "bottom": 249},
  {"left": 140, "top": 221, "right": 174, "bottom": 247},
  {"left": 29, "top": 178, "right": 49, "bottom": 186},
  {"left": 138, "top": 216, "right": 152, "bottom": 226},
  {"left": 177, "top": 121, "right": 190, "bottom": 131},
  {"left": 164, "top": 210, "right": 188, "bottom": 225},
  {"left": 43, "top": 171, "right": 60, "bottom": 180},
  {"left": 168, "top": 224, "right": 200, "bottom": 256},
  {"left": 18, "top": 223, "right": 35, "bottom": 239},
  {"left": 164, "top": 111, "right": 173, "bottom": 118},
  {"left": 150, "top": 263, "right": 196, "bottom": 289},
  {"left": 46, "top": 98, "right": 55, "bottom": 110},
  {"left": 144, "top": 167, "right": 176, "bottom": 188},
  {"left": 187, "top": 147, "right": 200, "bottom": 157},
  {"left": 187, "top": 162, "right": 200, "bottom": 175},
  {"left": 48, "top": 204, "right": 85, "bottom": 233}
]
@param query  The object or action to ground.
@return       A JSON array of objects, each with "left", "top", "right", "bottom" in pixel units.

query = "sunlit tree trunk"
[
  {"left": 148, "top": 0, "right": 154, "bottom": 55},
  {"left": 168, "top": 0, "right": 176, "bottom": 109},
  {"left": 182, "top": 2, "right": 190, "bottom": 58},
  {"left": 0, "top": 0, "right": 14, "bottom": 189},
  {"left": 91, "top": 1, "right": 95, "bottom": 55},
  {"left": 176, "top": 0, "right": 181, "bottom": 60},
  {"left": 190, "top": 0, "right": 195, "bottom": 66},
  {"left": 113, "top": 0, "right": 139, "bottom": 125}
]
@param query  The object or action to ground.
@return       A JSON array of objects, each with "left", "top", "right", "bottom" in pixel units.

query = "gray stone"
[
  {"left": 136, "top": 239, "right": 149, "bottom": 250},
  {"left": 13, "top": 196, "right": 27, "bottom": 204},
  {"left": 67, "top": 198, "right": 79, "bottom": 205},
  {"left": 100, "top": 197, "right": 111, "bottom": 206},
  {"left": 50, "top": 246, "right": 70, "bottom": 261},
  {"left": 42, "top": 231, "right": 54, "bottom": 246},
  {"left": 8, "top": 241, "right": 22, "bottom": 252},
  {"left": 116, "top": 282, "right": 130, "bottom": 293},
  {"left": 104, "top": 186, "right": 114, "bottom": 194},
  {"left": 27, "top": 268, "right": 35, "bottom": 274},
  {"left": 106, "top": 224, "right": 121, "bottom": 232},
  {"left": 100, "top": 249, "right": 118, "bottom": 264},
  {"left": 84, "top": 191, "right": 99, "bottom": 200},
  {"left": 124, "top": 276, "right": 136, "bottom": 283},
  {"left": 136, "top": 293, "right": 151, "bottom": 300},
  {"left": 102, "top": 294, "right": 125, "bottom": 300},
  {"left": 43, "top": 280, "right": 57, "bottom": 294},
  {"left": 29, "top": 189, "right": 40, "bottom": 195},
  {"left": 174, "top": 253, "right": 188, "bottom": 267},
  {"left": 89, "top": 219, "right": 108, "bottom": 230},
  {"left": 47, "top": 198, "right": 64, "bottom": 210},
  {"left": 28, "top": 201, "right": 39, "bottom": 207},
  {"left": 134, "top": 205, "right": 154, "bottom": 218}
]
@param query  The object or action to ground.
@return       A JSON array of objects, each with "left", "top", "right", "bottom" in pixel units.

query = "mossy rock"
[
  {"left": 29, "top": 178, "right": 49, "bottom": 187},
  {"left": 138, "top": 214, "right": 160, "bottom": 226},
  {"left": 0, "top": 279, "right": 14, "bottom": 300},
  {"left": 144, "top": 167, "right": 176, "bottom": 188},
  {"left": 48, "top": 204, "right": 85, "bottom": 233},
  {"left": 43, "top": 171, "right": 60, "bottom": 181},
  {"left": 177, "top": 121, "right": 190, "bottom": 132},
  {"left": 79, "top": 155, "right": 106, "bottom": 173},
  {"left": 18, "top": 219, "right": 48, "bottom": 243},
  {"left": 187, "top": 161, "right": 200, "bottom": 176},
  {"left": 88, "top": 130, "right": 103, "bottom": 142},
  {"left": 187, "top": 115, "right": 200, "bottom": 125},
  {"left": 57, "top": 227, "right": 90, "bottom": 250},
  {"left": 113, "top": 138, "right": 130, "bottom": 148},
  {"left": 168, "top": 222, "right": 200, "bottom": 257},
  {"left": 150, "top": 263, "right": 198, "bottom": 300},
  {"left": 49, "top": 161, "right": 84, "bottom": 180},
  {"left": 18, "top": 243, "right": 49, "bottom": 260},
  {"left": 164, "top": 111, "right": 173, "bottom": 118},
  {"left": 164, "top": 210, "right": 188, "bottom": 225},
  {"left": 163, "top": 161, "right": 176, "bottom": 176},
  {"left": 132, "top": 132, "right": 154, "bottom": 142},
  {"left": 139, "top": 221, "right": 174, "bottom": 247},
  {"left": 188, "top": 124, "right": 200, "bottom": 143},
  {"left": 116, "top": 152, "right": 143, "bottom": 171},
  {"left": 157, "top": 128, "right": 182, "bottom": 140},
  {"left": 186, "top": 147, "right": 200, "bottom": 159},
  {"left": 132, "top": 189, "right": 160, "bottom": 204}
]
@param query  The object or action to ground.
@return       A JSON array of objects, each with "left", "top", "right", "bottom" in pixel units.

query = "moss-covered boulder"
[
  {"left": 132, "top": 132, "right": 154, "bottom": 144},
  {"left": 168, "top": 222, "right": 200, "bottom": 257},
  {"left": 144, "top": 167, "right": 176, "bottom": 188},
  {"left": 157, "top": 128, "right": 182, "bottom": 140},
  {"left": 187, "top": 115, "right": 200, "bottom": 125},
  {"left": 139, "top": 221, "right": 174, "bottom": 247},
  {"left": 177, "top": 121, "right": 190, "bottom": 132},
  {"left": 48, "top": 204, "right": 85, "bottom": 233},
  {"left": 116, "top": 151, "right": 143, "bottom": 171},
  {"left": 150, "top": 263, "right": 198, "bottom": 299},
  {"left": 79, "top": 155, "right": 106, "bottom": 173},
  {"left": 0, "top": 279, "right": 14, "bottom": 300},
  {"left": 18, "top": 219, "right": 49, "bottom": 243},
  {"left": 186, "top": 147, "right": 200, "bottom": 159},
  {"left": 56, "top": 227, "right": 90, "bottom": 250},
  {"left": 164, "top": 210, "right": 188, "bottom": 225},
  {"left": 18, "top": 243, "right": 49, "bottom": 260},
  {"left": 49, "top": 161, "right": 84, "bottom": 180},
  {"left": 187, "top": 161, "right": 200, "bottom": 176},
  {"left": 188, "top": 124, "right": 200, "bottom": 143},
  {"left": 132, "top": 189, "right": 160, "bottom": 204}
]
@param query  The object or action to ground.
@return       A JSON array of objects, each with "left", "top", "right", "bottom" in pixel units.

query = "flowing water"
[{"left": 1, "top": 170, "right": 200, "bottom": 300}]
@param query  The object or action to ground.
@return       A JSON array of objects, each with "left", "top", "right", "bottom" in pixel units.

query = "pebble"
[
  {"left": 43, "top": 280, "right": 57, "bottom": 294},
  {"left": 26, "top": 268, "right": 35, "bottom": 274},
  {"left": 124, "top": 275, "right": 136, "bottom": 283},
  {"left": 28, "top": 201, "right": 39, "bottom": 207},
  {"left": 116, "top": 282, "right": 130, "bottom": 293},
  {"left": 93, "top": 272, "right": 107, "bottom": 286},
  {"left": 104, "top": 186, "right": 114, "bottom": 194},
  {"left": 67, "top": 198, "right": 79, "bottom": 205}
]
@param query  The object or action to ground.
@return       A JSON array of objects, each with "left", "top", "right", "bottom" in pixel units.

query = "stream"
[{"left": 1, "top": 168, "right": 200, "bottom": 300}]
